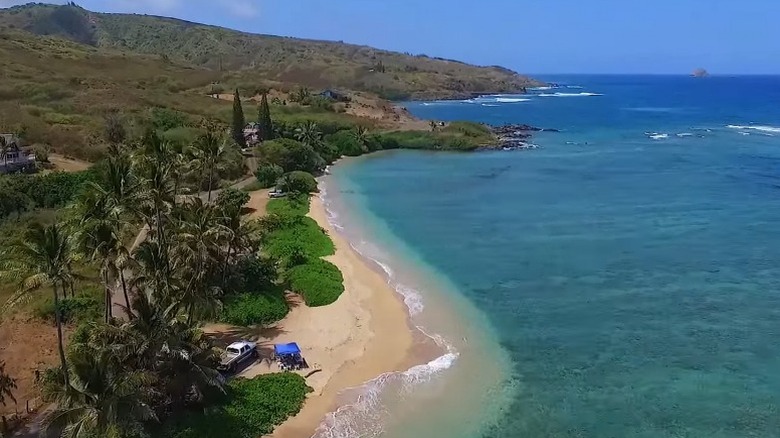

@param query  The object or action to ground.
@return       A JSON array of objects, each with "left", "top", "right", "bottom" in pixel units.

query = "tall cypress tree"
[
  {"left": 257, "top": 92, "right": 274, "bottom": 142},
  {"left": 232, "top": 88, "right": 246, "bottom": 147}
]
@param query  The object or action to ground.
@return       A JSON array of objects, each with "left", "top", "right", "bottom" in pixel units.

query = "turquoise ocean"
[{"left": 315, "top": 75, "right": 780, "bottom": 438}]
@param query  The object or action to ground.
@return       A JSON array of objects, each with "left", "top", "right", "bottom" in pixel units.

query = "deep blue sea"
[{"left": 330, "top": 76, "right": 780, "bottom": 437}]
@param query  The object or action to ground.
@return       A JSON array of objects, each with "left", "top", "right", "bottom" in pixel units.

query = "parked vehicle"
[{"left": 218, "top": 340, "right": 258, "bottom": 372}]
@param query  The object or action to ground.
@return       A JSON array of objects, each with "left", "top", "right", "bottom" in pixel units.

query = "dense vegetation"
[
  {"left": 157, "top": 373, "right": 310, "bottom": 438},
  {"left": 260, "top": 197, "right": 344, "bottom": 307},
  {"left": 0, "top": 3, "right": 541, "bottom": 100},
  {"left": 0, "top": 117, "right": 310, "bottom": 437}
]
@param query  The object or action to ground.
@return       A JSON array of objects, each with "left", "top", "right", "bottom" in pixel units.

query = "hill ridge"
[{"left": 0, "top": 2, "right": 541, "bottom": 100}]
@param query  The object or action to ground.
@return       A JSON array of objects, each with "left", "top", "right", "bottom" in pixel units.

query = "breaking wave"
[
  {"left": 495, "top": 98, "right": 531, "bottom": 103},
  {"left": 645, "top": 132, "right": 669, "bottom": 140},
  {"left": 726, "top": 124, "right": 780, "bottom": 135},
  {"left": 538, "top": 92, "right": 603, "bottom": 97}
]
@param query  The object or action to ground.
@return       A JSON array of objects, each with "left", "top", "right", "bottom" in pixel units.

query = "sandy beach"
[{"left": 207, "top": 192, "right": 415, "bottom": 437}]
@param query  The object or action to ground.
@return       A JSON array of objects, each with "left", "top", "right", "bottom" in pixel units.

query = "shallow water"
[{"left": 320, "top": 76, "right": 780, "bottom": 437}]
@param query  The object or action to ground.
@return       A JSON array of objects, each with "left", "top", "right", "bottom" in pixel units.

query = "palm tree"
[
  {"left": 171, "top": 198, "right": 227, "bottom": 323},
  {"left": 351, "top": 126, "right": 371, "bottom": 152},
  {"left": 131, "top": 240, "right": 174, "bottom": 305},
  {"left": 78, "top": 155, "right": 138, "bottom": 319},
  {"left": 0, "top": 361, "right": 16, "bottom": 407},
  {"left": 41, "top": 346, "right": 155, "bottom": 438},
  {"left": 0, "top": 135, "right": 9, "bottom": 168},
  {"left": 134, "top": 157, "right": 176, "bottom": 287},
  {"left": 73, "top": 195, "right": 129, "bottom": 322},
  {"left": 188, "top": 132, "right": 229, "bottom": 202},
  {"left": 1, "top": 224, "right": 76, "bottom": 385},
  {"left": 219, "top": 203, "right": 256, "bottom": 282},
  {"left": 294, "top": 121, "right": 323, "bottom": 148}
]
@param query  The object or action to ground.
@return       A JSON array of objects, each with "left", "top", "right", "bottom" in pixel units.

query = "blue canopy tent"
[{"left": 274, "top": 342, "right": 301, "bottom": 356}]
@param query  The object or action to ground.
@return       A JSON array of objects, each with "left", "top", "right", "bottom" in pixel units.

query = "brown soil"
[
  {"left": 47, "top": 154, "right": 91, "bottom": 173},
  {"left": 0, "top": 315, "right": 71, "bottom": 416}
]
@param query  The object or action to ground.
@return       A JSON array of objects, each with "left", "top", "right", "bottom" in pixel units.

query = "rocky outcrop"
[{"left": 479, "top": 124, "right": 560, "bottom": 151}]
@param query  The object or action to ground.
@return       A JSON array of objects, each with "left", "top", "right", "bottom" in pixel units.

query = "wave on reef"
[
  {"left": 495, "top": 97, "right": 531, "bottom": 103},
  {"left": 313, "top": 183, "right": 460, "bottom": 438},
  {"left": 645, "top": 132, "right": 669, "bottom": 140},
  {"left": 726, "top": 124, "right": 779, "bottom": 135},
  {"left": 537, "top": 92, "right": 603, "bottom": 97}
]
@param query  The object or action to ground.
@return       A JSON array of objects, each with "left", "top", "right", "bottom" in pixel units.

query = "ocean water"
[{"left": 320, "top": 76, "right": 780, "bottom": 437}]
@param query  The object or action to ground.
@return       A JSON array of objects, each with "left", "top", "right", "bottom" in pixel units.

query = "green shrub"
[
  {"left": 278, "top": 171, "right": 317, "bottom": 195},
  {"left": 35, "top": 293, "right": 101, "bottom": 324},
  {"left": 266, "top": 196, "right": 309, "bottom": 217},
  {"left": 161, "top": 126, "right": 204, "bottom": 148},
  {"left": 254, "top": 164, "right": 283, "bottom": 188},
  {"left": 225, "top": 255, "right": 278, "bottom": 295},
  {"left": 258, "top": 138, "right": 324, "bottom": 174},
  {"left": 442, "top": 121, "right": 492, "bottom": 138},
  {"left": 216, "top": 187, "right": 250, "bottom": 214},
  {"left": 324, "top": 130, "right": 362, "bottom": 157},
  {"left": 287, "top": 258, "right": 344, "bottom": 307},
  {"left": 158, "top": 373, "right": 311, "bottom": 438},
  {"left": 150, "top": 107, "right": 189, "bottom": 131},
  {"left": 263, "top": 216, "right": 334, "bottom": 262},
  {"left": 221, "top": 289, "right": 288, "bottom": 326}
]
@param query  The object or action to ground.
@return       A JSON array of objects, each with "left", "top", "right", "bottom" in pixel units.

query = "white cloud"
[
  {"left": 220, "top": 0, "right": 260, "bottom": 19},
  {"left": 110, "top": 0, "right": 184, "bottom": 14}
]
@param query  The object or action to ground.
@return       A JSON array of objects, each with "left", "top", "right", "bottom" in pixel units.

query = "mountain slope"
[{"left": 0, "top": 2, "right": 541, "bottom": 99}]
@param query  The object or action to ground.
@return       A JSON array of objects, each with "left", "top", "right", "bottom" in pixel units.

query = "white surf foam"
[
  {"left": 538, "top": 92, "right": 602, "bottom": 97},
  {"left": 676, "top": 133, "right": 694, "bottom": 138},
  {"left": 495, "top": 98, "right": 531, "bottom": 103},
  {"left": 314, "top": 178, "right": 461, "bottom": 438},
  {"left": 645, "top": 132, "right": 668, "bottom": 140},
  {"left": 481, "top": 103, "right": 500, "bottom": 107},
  {"left": 726, "top": 124, "right": 780, "bottom": 134},
  {"left": 529, "top": 86, "right": 553, "bottom": 90}
]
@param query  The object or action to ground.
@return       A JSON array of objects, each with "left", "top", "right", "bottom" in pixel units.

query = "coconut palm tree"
[
  {"left": 1, "top": 224, "right": 76, "bottom": 385},
  {"left": 294, "top": 121, "right": 323, "bottom": 148},
  {"left": 171, "top": 198, "right": 227, "bottom": 322},
  {"left": 41, "top": 345, "right": 155, "bottom": 438},
  {"left": 73, "top": 194, "right": 130, "bottom": 322},
  {"left": 77, "top": 156, "right": 138, "bottom": 319},
  {"left": 134, "top": 157, "right": 176, "bottom": 289},
  {"left": 131, "top": 240, "right": 174, "bottom": 305},
  {"left": 188, "top": 132, "right": 229, "bottom": 203},
  {"left": 219, "top": 203, "right": 256, "bottom": 282},
  {"left": 0, "top": 135, "right": 9, "bottom": 168},
  {"left": 0, "top": 361, "right": 16, "bottom": 407},
  {"left": 351, "top": 126, "right": 371, "bottom": 152}
]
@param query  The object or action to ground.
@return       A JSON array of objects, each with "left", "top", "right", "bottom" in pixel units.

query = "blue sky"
[{"left": 2, "top": 0, "right": 779, "bottom": 74}]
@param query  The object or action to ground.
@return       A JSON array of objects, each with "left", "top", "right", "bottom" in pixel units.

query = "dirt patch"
[
  {"left": 47, "top": 154, "right": 91, "bottom": 173},
  {"left": 0, "top": 315, "right": 71, "bottom": 416},
  {"left": 244, "top": 189, "right": 271, "bottom": 218}
]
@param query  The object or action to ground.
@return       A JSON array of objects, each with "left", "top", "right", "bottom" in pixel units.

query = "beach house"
[{"left": 0, "top": 134, "right": 35, "bottom": 174}]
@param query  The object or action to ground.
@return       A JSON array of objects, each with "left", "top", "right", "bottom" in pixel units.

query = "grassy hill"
[
  {"left": 0, "top": 28, "right": 383, "bottom": 161},
  {"left": 0, "top": 2, "right": 542, "bottom": 100}
]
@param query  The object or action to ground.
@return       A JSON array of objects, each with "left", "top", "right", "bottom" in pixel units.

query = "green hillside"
[{"left": 0, "top": 2, "right": 542, "bottom": 100}]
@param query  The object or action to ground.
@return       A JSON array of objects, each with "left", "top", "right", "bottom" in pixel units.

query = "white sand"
[{"left": 206, "top": 194, "right": 414, "bottom": 437}]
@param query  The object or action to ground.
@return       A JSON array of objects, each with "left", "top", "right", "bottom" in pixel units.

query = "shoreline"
[{"left": 268, "top": 192, "right": 419, "bottom": 437}]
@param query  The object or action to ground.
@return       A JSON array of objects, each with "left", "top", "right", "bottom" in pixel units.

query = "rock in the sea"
[
  {"left": 480, "top": 123, "right": 559, "bottom": 151},
  {"left": 691, "top": 68, "right": 709, "bottom": 77}
]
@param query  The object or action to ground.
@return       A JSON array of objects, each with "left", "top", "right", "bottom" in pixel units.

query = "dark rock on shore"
[{"left": 479, "top": 124, "right": 560, "bottom": 151}]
